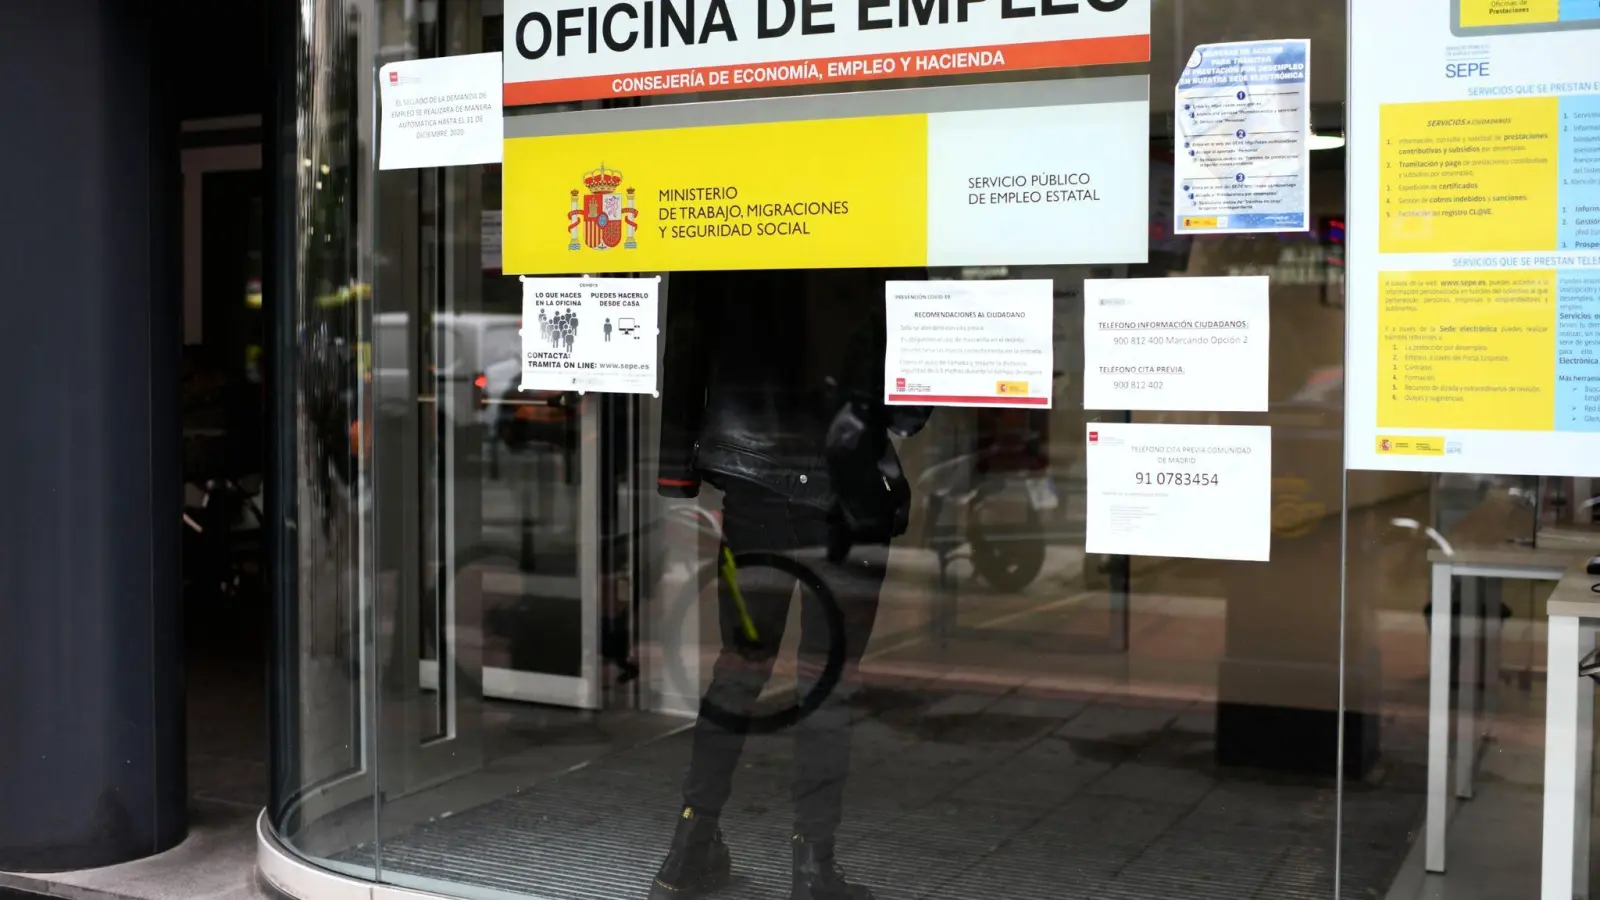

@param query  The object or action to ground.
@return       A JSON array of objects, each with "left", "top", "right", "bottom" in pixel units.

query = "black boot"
[
  {"left": 649, "top": 807, "right": 732, "bottom": 900},
  {"left": 790, "top": 835, "right": 874, "bottom": 900}
]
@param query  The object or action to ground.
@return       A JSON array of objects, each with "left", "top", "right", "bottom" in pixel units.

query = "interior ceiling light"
[{"left": 1309, "top": 132, "right": 1346, "bottom": 151}]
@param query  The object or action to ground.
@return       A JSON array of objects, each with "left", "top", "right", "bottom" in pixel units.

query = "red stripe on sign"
[
  {"left": 888, "top": 394, "right": 1049, "bottom": 406},
  {"left": 658, "top": 478, "right": 699, "bottom": 487},
  {"left": 505, "top": 34, "right": 1150, "bottom": 107}
]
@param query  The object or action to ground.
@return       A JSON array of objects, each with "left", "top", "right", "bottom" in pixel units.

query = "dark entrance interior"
[{"left": 174, "top": 0, "right": 272, "bottom": 852}]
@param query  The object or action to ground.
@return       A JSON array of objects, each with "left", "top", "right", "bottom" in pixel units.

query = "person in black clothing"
[{"left": 649, "top": 269, "right": 930, "bottom": 900}]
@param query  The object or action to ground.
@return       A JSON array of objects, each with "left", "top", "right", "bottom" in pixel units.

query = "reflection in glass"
[
  {"left": 251, "top": 4, "right": 1519, "bottom": 900},
  {"left": 267, "top": 0, "right": 376, "bottom": 872}
]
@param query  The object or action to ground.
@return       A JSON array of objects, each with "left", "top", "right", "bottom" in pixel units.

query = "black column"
[{"left": 0, "top": 0, "right": 184, "bottom": 872}]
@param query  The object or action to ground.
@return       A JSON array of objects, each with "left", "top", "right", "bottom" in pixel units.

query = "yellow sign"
[
  {"left": 1378, "top": 98, "right": 1559, "bottom": 254},
  {"left": 1181, "top": 216, "right": 1219, "bottom": 229},
  {"left": 995, "top": 381, "right": 1030, "bottom": 395},
  {"left": 503, "top": 115, "right": 928, "bottom": 274},
  {"left": 1375, "top": 435, "right": 1447, "bottom": 456},
  {"left": 1376, "top": 269, "right": 1556, "bottom": 431},
  {"left": 1459, "top": 0, "right": 1558, "bottom": 27}
]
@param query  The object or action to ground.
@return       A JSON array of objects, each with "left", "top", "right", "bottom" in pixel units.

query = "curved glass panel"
[
  {"left": 267, "top": 0, "right": 379, "bottom": 878},
  {"left": 262, "top": 2, "right": 1562, "bottom": 899}
]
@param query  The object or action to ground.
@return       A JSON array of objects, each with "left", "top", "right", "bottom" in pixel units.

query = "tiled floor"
[
  {"left": 0, "top": 801, "right": 271, "bottom": 900},
  {"left": 307, "top": 559, "right": 1589, "bottom": 900},
  {"left": 1382, "top": 738, "right": 1558, "bottom": 900},
  {"left": 0, "top": 666, "right": 1575, "bottom": 900},
  {"left": 335, "top": 683, "right": 1409, "bottom": 900},
  {"left": 3, "top": 526, "right": 1586, "bottom": 900}
]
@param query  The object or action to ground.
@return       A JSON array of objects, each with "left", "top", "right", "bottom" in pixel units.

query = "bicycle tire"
[
  {"left": 661, "top": 550, "right": 847, "bottom": 735},
  {"left": 967, "top": 495, "right": 1046, "bottom": 593}
]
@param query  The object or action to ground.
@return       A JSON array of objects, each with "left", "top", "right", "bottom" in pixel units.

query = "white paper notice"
[
  {"left": 1083, "top": 276, "right": 1269, "bottom": 412},
  {"left": 379, "top": 53, "right": 503, "bottom": 171},
  {"left": 1085, "top": 422, "right": 1271, "bottom": 562},
  {"left": 885, "top": 280, "right": 1053, "bottom": 409},
  {"left": 520, "top": 277, "right": 659, "bottom": 395},
  {"left": 481, "top": 210, "right": 502, "bottom": 271}
]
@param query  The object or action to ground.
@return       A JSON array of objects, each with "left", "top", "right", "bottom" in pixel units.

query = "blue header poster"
[{"left": 1175, "top": 39, "right": 1311, "bottom": 235}]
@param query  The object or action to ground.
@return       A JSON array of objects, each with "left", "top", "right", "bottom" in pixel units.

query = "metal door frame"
[
  {"left": 181, "top": 139, "right": 262, "bottom": 347},
  {"left": 464, "top": 397, "right": 603, "bottom": 711},
  {"left": 373, "top": 161, "right": 489, "bottom": 798},
  {"left": 370, "top": 0, "right": 490, "bottom": 793}
]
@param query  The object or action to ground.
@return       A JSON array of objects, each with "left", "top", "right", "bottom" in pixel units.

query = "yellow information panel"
[
  {"left": 1350, "top": 0, "right": 1600, "bottom": 477},
  {"left": 1458, "top": 0, "right": 1559, "bottom": 27},
  {"left": 1378, "top": 97, "right": 1559, "bottom": 254},
  {"left": 1376, "top": 269, "right": 1556, "bottom": 431},
  {"left": 504, "top": 115, "right": 928, "bottom": 274},
  {"left": 503, "top": 93, "right": 1153, "bottom": 274}
]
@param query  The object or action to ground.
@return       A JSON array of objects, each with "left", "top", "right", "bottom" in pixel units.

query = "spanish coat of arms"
[{"left": 568, "top": 165, "right": 638, "bottom": 251}]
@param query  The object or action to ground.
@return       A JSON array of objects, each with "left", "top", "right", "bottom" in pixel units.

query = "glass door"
[
  {"left": 474, "top": 6, "right": 604, "bottom": 714},
  {"left": 371, "top": 0, "right": 606, "bottom": 811},
  {"left": 373, "top": 152, "right": 487, "bottom": 798}
]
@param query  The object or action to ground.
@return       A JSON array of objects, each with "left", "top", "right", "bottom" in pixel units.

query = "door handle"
[{"left": 417, "top": 395, "right": 437, "bottom": 405}]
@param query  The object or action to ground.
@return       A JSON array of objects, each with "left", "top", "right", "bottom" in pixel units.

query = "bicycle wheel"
[
  {"left": 660, "top": 550, "right": 847, "bottom": 735},
  {"left": 967, "top": 489, "right": 1046, "bottom": 593}
]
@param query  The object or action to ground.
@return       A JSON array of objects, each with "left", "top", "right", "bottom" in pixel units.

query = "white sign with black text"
[
  {"left": 379, "top": 52, "right": 503, "bottom": 171},
  {"left": 520, "top": 277, "right": 659, "bottom": 395},
  {"left": 884, "top": 279, "right": 1054, "bottom": 409},
  {"left": 1083, "top": 275, "right": 1269, "bottom": 412},
  {"left": 1085, "top": 422, "right": 1271, "bottom": 561}
]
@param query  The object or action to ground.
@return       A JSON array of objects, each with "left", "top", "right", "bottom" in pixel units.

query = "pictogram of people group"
[{"left": 537, "top": 308, "right": 579, "bottom": 353}]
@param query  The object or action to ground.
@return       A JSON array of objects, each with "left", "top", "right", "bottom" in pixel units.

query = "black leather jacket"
[{"left": 657, "top": 269, "right": 931, "bottom": 522}]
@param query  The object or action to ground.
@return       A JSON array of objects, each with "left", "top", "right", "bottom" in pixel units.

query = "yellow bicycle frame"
[{"left": 720, "top": 546, "right": 761, "bottom": 643}]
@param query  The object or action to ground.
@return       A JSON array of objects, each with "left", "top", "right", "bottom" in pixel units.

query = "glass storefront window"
[{"left": 263, "top": 2, "right": 1600, "bottom": 900}]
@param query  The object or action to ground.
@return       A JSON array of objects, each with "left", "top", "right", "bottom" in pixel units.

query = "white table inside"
[
  {"left": 1426, "top": 544, "right": 1577, "bottom": 875},
  {"left": 1543, "top": 566, "right": 1600, "bottom": 900}
]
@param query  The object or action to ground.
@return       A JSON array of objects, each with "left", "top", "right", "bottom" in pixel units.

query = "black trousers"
[{"left": 681, "top": 482, "right": 887, "bottom": 839}]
